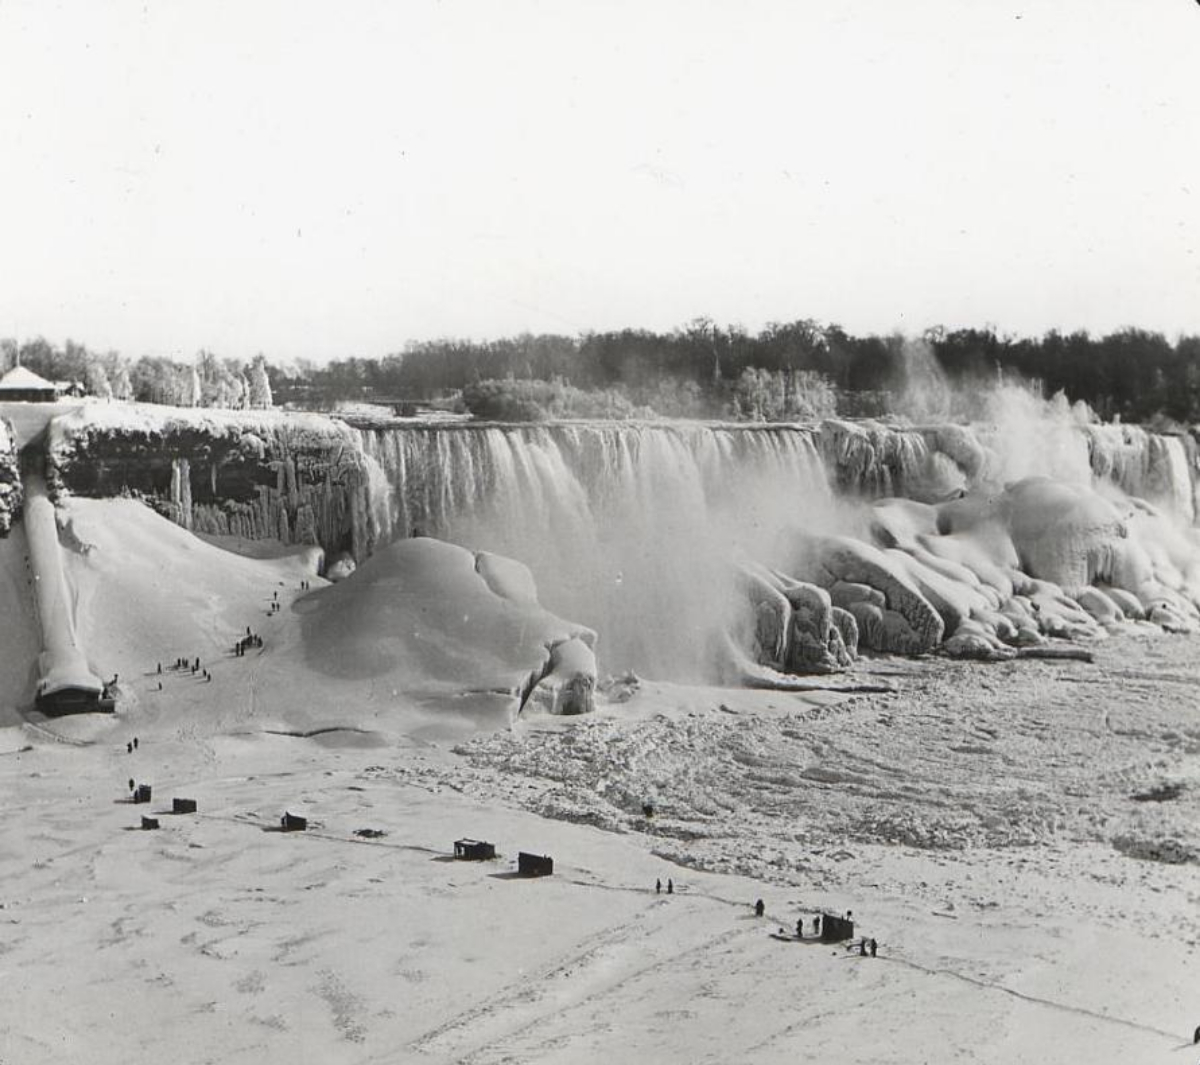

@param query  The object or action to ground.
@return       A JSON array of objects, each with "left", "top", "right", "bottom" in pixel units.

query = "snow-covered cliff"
[{"left": 47, "top": 405, "right": 377, "bottom": 563}]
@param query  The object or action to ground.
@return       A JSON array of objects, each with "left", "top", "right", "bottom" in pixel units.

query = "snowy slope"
[{"left": 0, "top": 495, "right": 1196, "bottom": 1065}]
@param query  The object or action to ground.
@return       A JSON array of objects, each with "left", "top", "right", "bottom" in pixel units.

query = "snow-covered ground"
[{"left": 1, "top": 498, "right": 1198, "bottom": 1063}]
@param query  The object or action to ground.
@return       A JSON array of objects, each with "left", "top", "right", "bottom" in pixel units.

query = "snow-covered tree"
[
  {"left": 108, "top": 358, "right": 134, "bottom": 401},
  {"left": 248, "top": 354, "right": 273, "bottom": 409},
  {"left": 195, "top": 351, "right": 249, "bottom": 408},
  {"left": 182, "top": 365, "right": 201, "bottom": 407},
  {"left": 224, "top": 372, "right": 246, "bottom": 409},
  {"left": 85, "top": 358, "right": 112, "bottom": 399}
]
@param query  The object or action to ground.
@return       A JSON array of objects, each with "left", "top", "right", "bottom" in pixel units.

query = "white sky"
[{"left": 1, "top": 0, "right": 1198, "bottom": 363}]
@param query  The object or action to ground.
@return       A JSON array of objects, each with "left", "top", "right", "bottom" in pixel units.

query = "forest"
[{"left": 3, "top": 320, "right": 1199, "bottom": 424}]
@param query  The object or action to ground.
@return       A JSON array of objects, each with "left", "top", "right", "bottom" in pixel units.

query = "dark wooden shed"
[
  {"left": 517, "top": 852, "right": 553, "bottom": 877},
  {"left": 454, "top": 838, "right": 496, "bottom": 860},
  {"left": 821, "top": 914, "right": 855, "bottom": 943}
]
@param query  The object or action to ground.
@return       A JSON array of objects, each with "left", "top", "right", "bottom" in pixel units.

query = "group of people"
[
  {"left": 781, "top": 912, "right": 877, "bottom": 956},
  {"left": 650, "top": 887, "right": 876, "bottom": 956},
  {"left": 156, "top": 657, "right": 211, "bottom": 683},
  {"left": 149, "top": 582, "right": 300, "bottom": 686},
  {"left": 235, "top": 628, "right": 264, "bottom": 656}
]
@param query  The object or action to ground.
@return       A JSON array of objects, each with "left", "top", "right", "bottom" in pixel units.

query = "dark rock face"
[
  {"left": 47, "top": 410, "right": 376, "bottom": 563},
  {"left": 0, "top": 417, "right": 20, "bottom": 536}
]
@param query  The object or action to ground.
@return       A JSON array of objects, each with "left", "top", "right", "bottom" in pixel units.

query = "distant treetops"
[{"left": 4, "top": 321, "right": 1195, "bottom": 423}]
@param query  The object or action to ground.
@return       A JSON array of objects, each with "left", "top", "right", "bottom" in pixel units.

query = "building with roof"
[
  {"left": 454, "top": 838, "right": 497, "bottom": 860},
  {"left": 0, "top": 366, "right": 58, "bottom": 402}
]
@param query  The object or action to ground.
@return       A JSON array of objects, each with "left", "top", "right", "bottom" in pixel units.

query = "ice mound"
[
  {"left": 738, "top": 473, "right": 1200, "bottom": 671},
  {"left": 5, "top": 497, "right": 598, "bottom": 734},
  {"left": 301, "top": 537, "right": 597, "bottom": 714}
]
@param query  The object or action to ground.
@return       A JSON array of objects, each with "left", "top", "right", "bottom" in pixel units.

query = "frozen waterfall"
[{"left": 351, "top": 416, "right": 1200, "bottom": 677}]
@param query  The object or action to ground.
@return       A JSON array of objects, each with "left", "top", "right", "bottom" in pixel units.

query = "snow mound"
[
  {"left": 0, "top": 497, "right": 600, "bottom": 737},
  {"left": 301, "top": 537, "right": 597, "bottom": 712}
]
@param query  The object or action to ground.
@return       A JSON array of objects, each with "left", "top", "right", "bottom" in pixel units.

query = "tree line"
[
  {"left": 0, "top": 338, "right": 273, "bottom": 409},
  {"left": 4, "top": 321, "right": 1200, "bottom": 423},
  {"left": 266, "top": 319, "right": 1200, "bottom": 424}
]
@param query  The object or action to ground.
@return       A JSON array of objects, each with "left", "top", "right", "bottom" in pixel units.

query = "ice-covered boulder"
[
  {"left": 1075, "top": 585, "right": 1125, "bottom": 628},
  {"left": 804, "top": 536, "right": 944, "bottom": 653},
  {"left": 931, "top": 479, "right": 1199, "bottom": 636},
  {"left": 828, "top": 580, "right": 885, "bottom": 611},
  {"left": 1000, "top": 478, "right": 1128, "bottom": 593},
  {"left": 735, "top": 562, "right": 857, "bottom": 674},
  {"left": 540, "top": 637, "right": 598, "bottom": 716},
  {"left": 736, "top": 561, "right": 792, "bottom": 667},
  {"left": 1104, "top": 586, "right": 1145, "bottom": 621},
  {"left": 782, "top": 582, "right": 843, "bottom": 674},
  {"left": 885, "top": 547, "right": 993, "bottom": 636},
  {"left": 943, "top": 620, "right": 1017, "bottom": 661}
]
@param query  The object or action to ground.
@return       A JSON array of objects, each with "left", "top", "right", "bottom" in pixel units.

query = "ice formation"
[
  {"left": 38, "top": 389, "right": 1200, "bottom": 683},
  {"left": 352, "top": 410, "right": 1200, "bottom": 675},
  {"left": 301, "top": 536, "right": 596, "bottom": 721}
]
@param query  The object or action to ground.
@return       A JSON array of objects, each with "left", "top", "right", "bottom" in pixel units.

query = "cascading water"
[
  {"left": 350, "top": 404, "right": 1200, "bottom": 677},
  {"left": 970, "top": 387, "right": 1198, "bottom": 520},
  {"left": 356, "top": 423, "right": 837, "bottom": 677},
  {"left": 1085, "top": 426, "right": 1195, "bottom": 522}
]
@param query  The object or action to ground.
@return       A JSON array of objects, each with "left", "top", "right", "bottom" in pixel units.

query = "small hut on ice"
[
  {"left": 821, "top": 913, "right": 855, "bottom": 943},
  {"left": 517, "top": 852, "right": 553, "bottom": 877},
  {"left": 454, "top": 839, "right": 496, "bottom": 861}
]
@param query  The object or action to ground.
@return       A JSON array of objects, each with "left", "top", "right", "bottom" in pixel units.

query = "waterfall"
[
  {"left": 350, "top": 414, "right": 1200, "bottom": 676},
  {"left": 40, "top": 401, "right": 1200, "bottom": 676},
  {"left": 356, "top": 423, "right": 834, "bottom": 676},
  {"left": 1085, "top": 426, "right": 1195, "bottom": 523}
]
